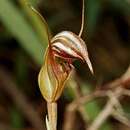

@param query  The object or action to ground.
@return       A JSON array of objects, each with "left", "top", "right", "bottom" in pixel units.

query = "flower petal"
[
  {"left": 51, "top": 31, "right": 93, "bottom": 73},
  {"left": 38, "top": 47, "right": 72, "bottom": 102}
]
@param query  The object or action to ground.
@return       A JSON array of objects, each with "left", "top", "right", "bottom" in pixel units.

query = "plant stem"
[{"left": 47, "top": 102, "right": 57, "bottom": 130}]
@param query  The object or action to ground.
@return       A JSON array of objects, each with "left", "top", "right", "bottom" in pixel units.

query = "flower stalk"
[{"left": 46, "top": 102, "right": 57, "bottom": 130}]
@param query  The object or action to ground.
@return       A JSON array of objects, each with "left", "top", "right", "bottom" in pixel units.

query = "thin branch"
[
  {"left": 87, "top": 100, "right": 113, "bottom": 130},
  {"left": 63, "top": 66, "right": 130, "bottom": 130},
  {"left": 63, "top": 105, "right": 76, "bottom": 130},
  {"left": 122, "top": 88, "right": 130, "bottom": 97},
  {"left": 112, "top": 110, "right": 130, "bottom": 127},
  {"left": 87, "top": 88, "right": 122, "bottom": 130},
  {"left": 67, "top": 90, "right": 108, "bottom": 112},
  {"left": 103, "top": 66, "right": 130, "bottom": 89},
  {"left": 67, "top": 66, "right": 130, "bottom": 112}
]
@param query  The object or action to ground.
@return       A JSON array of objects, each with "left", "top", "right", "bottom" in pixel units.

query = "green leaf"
[{"left": 0, "top": 0, "right": 44, "bottom": 65}]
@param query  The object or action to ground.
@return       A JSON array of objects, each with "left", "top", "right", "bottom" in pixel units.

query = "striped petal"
[{"left": 51, "top": 31, "right": 93, "bottom": 73}]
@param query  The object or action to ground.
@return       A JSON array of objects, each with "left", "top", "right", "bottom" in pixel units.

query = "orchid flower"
[{"left": 29, "top": 0, "right": 93, "bottom": 129}]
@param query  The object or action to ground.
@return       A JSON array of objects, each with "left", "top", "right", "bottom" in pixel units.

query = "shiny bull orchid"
[
  {"left": 38, "top": 31, "right": 93, "bottom": 102},
  {"left": 29, "top": 0, "right": 93, "bottom": 130}
]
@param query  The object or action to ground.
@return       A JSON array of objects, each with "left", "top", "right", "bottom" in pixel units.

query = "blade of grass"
[{"left": 0, "top": 0, "right": 44, "bottom": 65}]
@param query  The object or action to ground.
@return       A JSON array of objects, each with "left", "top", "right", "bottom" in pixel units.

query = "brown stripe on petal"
[
  {"left": 52, "top": 38, "right": 82, "bottom": 60},
  {"left": 52, "top": 31, "right": 93, "bottom": 74},
  {"left": 52, "top": 31, "right": 84, "bottom": 52}
]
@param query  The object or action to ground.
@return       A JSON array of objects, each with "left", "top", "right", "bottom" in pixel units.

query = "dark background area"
[{"left": 0, "top": 0, "right": 130, "bottom": 130}]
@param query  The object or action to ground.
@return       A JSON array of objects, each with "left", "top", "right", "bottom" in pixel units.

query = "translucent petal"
[{"left": 38, "top": 47, "right": 72, "bottom": 102}]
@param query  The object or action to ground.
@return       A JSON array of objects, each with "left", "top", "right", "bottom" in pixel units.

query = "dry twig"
[
  {"left": 64, "top": 66, "right": 130, "bottom": 130},
  {"left": 87, "top": 88, "right": 123, "bottom": 130}
]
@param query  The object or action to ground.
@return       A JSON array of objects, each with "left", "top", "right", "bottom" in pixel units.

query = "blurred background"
[{"left": 0, "top": 0, "right": 130, "bottom": 130}]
